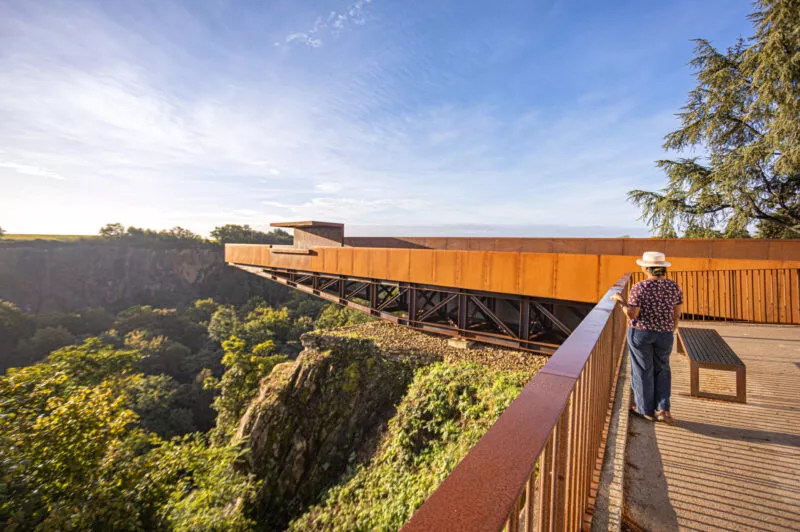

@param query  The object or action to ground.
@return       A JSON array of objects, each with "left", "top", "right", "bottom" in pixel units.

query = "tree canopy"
[
  {"left": 629, "top": 0, "right": 800, "bottom": 238},
  {"left": 98, "top": 224, "right": 204, "bottom": 243},
  {"left": 210, "top": 224, "right": 292, "bottom": 245}
]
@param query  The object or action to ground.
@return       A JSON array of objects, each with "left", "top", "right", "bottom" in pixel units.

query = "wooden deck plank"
[{"left": 623, "top": 322, "right": 800, "bottom": 531}]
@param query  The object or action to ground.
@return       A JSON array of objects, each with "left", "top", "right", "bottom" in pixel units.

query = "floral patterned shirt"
[{"left": 627, "top": 279, "right": 683, "bottom": 332}]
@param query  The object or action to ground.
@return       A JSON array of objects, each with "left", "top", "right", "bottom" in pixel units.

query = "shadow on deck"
[{"left": 624, "top": 322, "right": 800, "bottom": 531}]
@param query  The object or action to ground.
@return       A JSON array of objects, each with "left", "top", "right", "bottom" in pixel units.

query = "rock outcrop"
[
  {"left": 0, "top": 242, "right": 288, "bottom": 312},
  {"left": 234, "top": 333, "right": 415, "bottom": 530}
]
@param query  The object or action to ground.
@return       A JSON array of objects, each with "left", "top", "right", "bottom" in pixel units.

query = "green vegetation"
[
  {"left": 210, "top": 224, "right": 292, "bottom": 245},
  {"left": 207, "top": 335, "right": 288, "bottom": 437},
  {"left": 0, "top": 287, "right": 535, "bottom": 530},
  {"left": 315, "top": 304, "right": 374, "bottom": 330},
  {"left": 98, "top": 223, "right": 206, "bottom": 244},
  {"left": 91, "top": 223, "right": 293, "bottom": 246},
  {"left": 0, "top": 338, "right": 256, "bottom": 530},
  {"left": 0, "top": 280, "right": 423, "bottom": 530},
  {"left": 0, "top": 223, "right": 291, "bottom": 245},
  {"left": 629, "top": 0, "right": 800, "bottom": 238},
  {"left": 290, "top": 362, "right": 534, "bottom": 530}
]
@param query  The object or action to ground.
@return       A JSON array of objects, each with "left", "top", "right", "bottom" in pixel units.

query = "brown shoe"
[
  {"left": 655, "top": 410, "right": 675, "bottom": 425},
  {"left": 630, "top": 405, "right": 654, "bottom": 421}
]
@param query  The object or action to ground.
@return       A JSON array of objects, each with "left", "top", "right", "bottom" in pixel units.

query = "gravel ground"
[{"left": 326, "top": 321, "right": 548, "bottom": 373}]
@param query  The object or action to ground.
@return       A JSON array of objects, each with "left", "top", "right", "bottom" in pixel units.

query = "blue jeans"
[{"left": 627, "top": 328, "right": 674, "bottom": 416}]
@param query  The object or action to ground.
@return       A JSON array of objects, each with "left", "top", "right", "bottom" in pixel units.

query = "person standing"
[{"left": 611, "top": 252, "right": 683, "bottom": 424}]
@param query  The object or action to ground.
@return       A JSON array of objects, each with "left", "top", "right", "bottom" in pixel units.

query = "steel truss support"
[{"left": 231, "top": 264, "right": 593, "bottom": 355}]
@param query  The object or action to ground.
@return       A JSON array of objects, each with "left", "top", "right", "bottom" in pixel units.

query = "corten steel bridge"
[
  {"left": 227, "top": 222, "right": 800, "bottom": 354},
  {"left": 227, "top": 222, "right": 800, "bottom": 530}
]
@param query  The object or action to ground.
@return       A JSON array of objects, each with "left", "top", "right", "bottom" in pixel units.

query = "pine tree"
[{"left": 629, "top": 0, "right": 800, "bottom": 238}]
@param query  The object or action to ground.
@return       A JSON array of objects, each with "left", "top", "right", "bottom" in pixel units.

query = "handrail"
[
  {"left": 402, "top": 274, "right": 631, "bottom": 532},
  {"left": 632, "top": 268, "right": 800, "bottom": 325}
]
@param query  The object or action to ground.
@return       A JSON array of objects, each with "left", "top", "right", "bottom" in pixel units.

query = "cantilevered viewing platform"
[
  {"left": 227, "top": 222, "right": 799, "bottom": 352},
  {"left": 226, "top": 221, "right": 800, "bottom": 530}
]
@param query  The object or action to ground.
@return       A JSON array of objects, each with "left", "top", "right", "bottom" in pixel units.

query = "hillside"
[
  {"left": 235, "top": 323, "right": 546, "bottom": 530},
  {"left": 0, "top": 292, "right": 545, "bottom": 530},
  {"left": 0, "top": 241, "right": 289, "bottom": 313}
]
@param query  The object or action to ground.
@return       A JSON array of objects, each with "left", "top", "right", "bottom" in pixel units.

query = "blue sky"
[{"left": 0, "top": 0, "right": 754, "bottom": 237}]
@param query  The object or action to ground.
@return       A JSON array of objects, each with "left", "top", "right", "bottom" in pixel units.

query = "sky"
[{"left": 0, "top": 0, "right": 754, "bottom": 237}]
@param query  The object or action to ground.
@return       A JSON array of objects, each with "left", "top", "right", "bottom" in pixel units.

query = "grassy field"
[{"left": 2, "top": 234, "right": 100, "bottom": 242}]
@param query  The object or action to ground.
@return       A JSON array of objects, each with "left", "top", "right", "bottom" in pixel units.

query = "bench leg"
[
  {"left": 690, "top": 361, "right": 699, "bottom": 397},
  {"left": 736, "top": 367, "right": 746, "bottom": 403}
]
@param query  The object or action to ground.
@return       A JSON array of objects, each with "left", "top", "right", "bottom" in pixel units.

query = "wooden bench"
[{"left": 677, "top": 327, "right": 746, "bottom": 403}]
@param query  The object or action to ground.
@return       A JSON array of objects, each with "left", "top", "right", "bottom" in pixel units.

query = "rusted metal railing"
[
  {"left": 631, "top": 268, "right": 800, "bottom": 325},
  {"left": 403, "top": 275, "right": 630, "bottom": 532}
]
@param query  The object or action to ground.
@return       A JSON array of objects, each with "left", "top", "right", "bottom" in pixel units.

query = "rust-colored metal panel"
[
  {"left": 554, "top": 254, "right": 600, "bottom": 302},
  {"left": 387, "top": 249, "right": 411, "bottom": 282},
  {"left": 519, "top": 240, "right": 555, "bottom": 254},
  {"left": 267, "top": 252, "right": 286, "bottom": 269},
  {"left": 552, "top": 239, "right": 587, "bottom": 254},
  {"left": 585, "top": 239, "right": 624, "bottom": 255},
  {"left": 419, "top": 238, "right": 447, "bottom": 249},
  {"left": 623, "top": 239, "right": 665, "bottom": 257},
  {"left": 791, "top": 270, "right": 800, "bottom": 324},
  {"left": 256, "top": 246, "right": 270, "bottom": 267},
  {"left": 227, "top": 242, "right": 800, "bottom": 322},
  {"left": 461, "top": 251, "right": 488, "bottom": 292},
  {"left": 270, "top": 253, "right": 312, "bottom": 270},
  {"left": 310, "top": 250, "right": 323, "bottom": 271},
  {"left": 408, "top": 249, "right": 435, "bottom": 285},
  {"left": 599, "top": 255, "right": 636, "bottom": 295},
  {"left": 292, "top": 226, "right": 343, "bottom": 248},
  {"left": 338, "top": 247, "right": 354, "bottom": 276},
  {"left": 351, "top": 248, "right": 371, "bottom": 278},
  {"left": 244, "top": 245, "right": 260, "bottom": 265},
  {"left": 319, "top": 247, "right": 337, "bottom": 274},
  {"left": 240, "top": 245, "right": 257, "bottom": 266},
  {"left": 494, "top": 238, "right": 524, "bottom": 252},
  {"left": 444, "top": 238, "right": 470, "bottom": 251},
  {"left": 665, "top": 239, "right": 713, "bottom": 259},
  {"left": 520, "top": 253, "right": 557, "bottom": 299},
  {"left": 432, "top": 250, "right": 461, "bottom": 287},
  {"left": 224, "top": 244, "right": 240, "bottom": 264},
  {"left": 668, "top": 257, "right": 711, "bottom": 271},
  {"left": 711, "top": 240, "right": 766, "bottom": 260},
  {"left": 768, "top": 240, "right": 800, "bottom": 261},
  {"left": 469, "top": 239, "right": 496, "bottom": 251},
  {"left": 369, "top": 248, "right": 390, "bottom": 279},
  {"left": 708, "top": 258, "right": 798, "bottom": 270},
  {"left": 487, "top": 252, "right": 521, "bottom": 295}
]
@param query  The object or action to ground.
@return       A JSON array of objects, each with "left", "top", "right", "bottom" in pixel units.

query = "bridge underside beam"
[{"left": 232, "top": 264, "right": 593, "bottom": 355}]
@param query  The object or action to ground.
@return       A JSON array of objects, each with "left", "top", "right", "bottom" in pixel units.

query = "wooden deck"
[{"left": 624, "top": 322, "right": 800, "bottom": 531}]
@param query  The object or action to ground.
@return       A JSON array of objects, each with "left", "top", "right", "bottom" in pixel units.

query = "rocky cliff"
[
  {"left": 0, "top": 242, "right": 289, "bottom": 313},
  {"left": 233, "top": 324, "right": 546, "bottom": 530},
  {"left": 234, "top": 333, "right": 416, "bottom": 530}
]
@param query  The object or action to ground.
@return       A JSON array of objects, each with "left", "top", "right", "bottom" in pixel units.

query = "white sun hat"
[{"left": 636, "top": 251, "right": 671, "bottom": 268}]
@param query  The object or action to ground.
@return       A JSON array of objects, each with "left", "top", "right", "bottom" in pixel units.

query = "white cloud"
[
  {"left": 0, "top": 0, "right": 676, "bottom": 236},
  {"left": 283, "top": 0, "right": 374, "bottom": 47},
  {"left": 315, "top": 182, "right": 343, "bottom": 193},
  {"left": 0, "top": 161, "right": 66, "bottom": 180}
]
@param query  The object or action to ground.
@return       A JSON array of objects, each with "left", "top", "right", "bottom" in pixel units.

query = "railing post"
[
  {"left": 552, "top": 408, "right": 570, "bottom": 530},
  {"left": 536, "top": 433, "right": 555, "bottom": 530}
]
